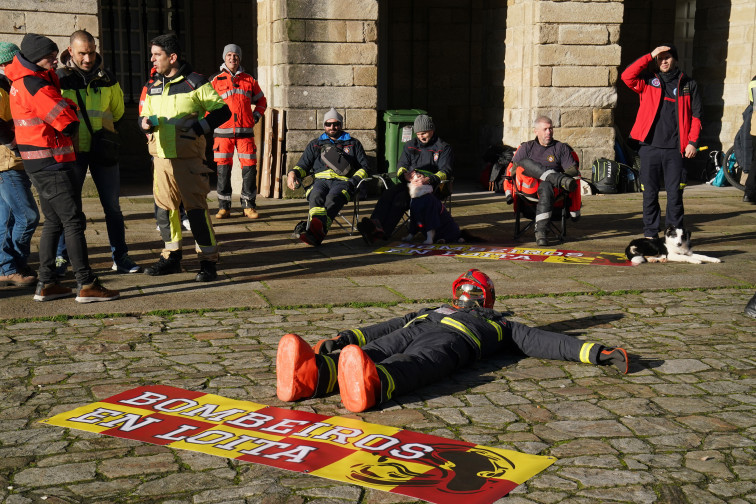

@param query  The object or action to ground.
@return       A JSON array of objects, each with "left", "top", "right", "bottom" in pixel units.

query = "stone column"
[
  {"left": 503, "top": 0, "right": 623, "bottom": 166},
  {"left": 257, "top": 0, "right": 379, "bottom": 196}
]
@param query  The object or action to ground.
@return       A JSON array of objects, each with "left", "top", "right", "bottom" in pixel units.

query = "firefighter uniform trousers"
[
  {"left": 213, "top": 136, "right": 257, "bottom": 209},
  {"left": 306, "top": 178, "right": 351, "bottom": 234},
  {"left": 517, "top": 158, "right": 568, "bottom": 232},
  {"left": 153, "top": 156, "right": 219, "bottom": 262}
]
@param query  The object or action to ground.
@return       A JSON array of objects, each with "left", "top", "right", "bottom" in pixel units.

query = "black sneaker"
[
  {"left": 598, "top": 347, "right": 629, "bottom": 374},
  {"left": 195, "top": 261, "right": 218, "bottom": 282},
  {"left": 144, "top": 252, "right": 182, "bottom": 276}
]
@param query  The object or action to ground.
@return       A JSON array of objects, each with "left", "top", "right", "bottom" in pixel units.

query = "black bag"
[
  {"left": 74, "top": 90, "right": 121, "bottom": 166},
  {"left": 591, "top": 158, "right": 620, "bottom": 194},
  {"left": 488, "top": 145, "right": 516, "bottom": 192},
  {"left": 618, "top": 163, "right": 640, "bottom": 193},
  {"left": 321, "top": 144, "right": 354, "bottom": 176}
]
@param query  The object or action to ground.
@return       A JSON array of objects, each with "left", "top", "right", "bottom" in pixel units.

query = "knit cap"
[
  {"left": 20, "top": 33, "right": 58, "bottom": 63},
  {"left": 223, "top": 44, "right": 242, "bottom": 61},
  {"left": 413, "top": 114, "right": 434, "bottom": 133},
  {"left": 323, "top": 107, "right": 343, "bottom": 126},
  {"left": 0, "top": 42, "right": 20, "bottom": 65}
]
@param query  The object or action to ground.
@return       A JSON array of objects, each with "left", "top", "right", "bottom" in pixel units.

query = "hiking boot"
[
  {"left": 144, "top": 251, "right": 182, "bottom": 276},
  {"left": 243, "top": 207, "right": 259, "bottom": 219},
  {"left": 55, "top": 256, "right": 69, "bottom": 277},
  {"left": 33, "top": 281, "right": 72, "bottom": 302},
  {"left": 276, "top": 333, "right": 319, "bottom": 402},
  {"left": 215, "top": 208, "right": 231, "bottom": 219},
  {"left": 75, "top": 278, "right": 120, "bottom": 303},
  {"left": 112, "top": 254, "right": 142, "bottom": 274},
  {"left": 337, "top": 344, "right": 381, "bottom": 413},
  {"left": 0, "top": 272, "right": 37, "bottom": 287},
  {"left": 598, "top": 347, "right": 629, "bottom": 374},
  {"left": 535, "top": 230, "right": 548, "bottom": 247},
  {"left": 195, "top": 260, "right": 218, "bottom": 282},
  {"left": 745, "top": 293, "right": 756, "bottom": 319}
]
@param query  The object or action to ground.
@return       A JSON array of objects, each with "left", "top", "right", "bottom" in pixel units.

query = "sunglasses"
[{"left": 325, "top": 122, "right": 341, "bottom": 127}]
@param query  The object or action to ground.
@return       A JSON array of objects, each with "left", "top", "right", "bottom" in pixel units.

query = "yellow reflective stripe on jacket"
[
  {"left": 322, "top": 354, "right": 338, "bottom": 393},
  {"left": 403, "top": 314, "right": 428, "bottom": 328},
  {"left": 376, "top": 365, "right": 395, "bottom": 400},
  {"left": 314, "top": 169, "right": 349, "bottom": 180},
  {"left": 440, "top": 317, "right": 481, "bottom": 350},
  {"left": 486, "top": 320, "right": 503, "bottom": 341},
  {"left": 579, "top": 342, "right": 595, "bottom": 364}
]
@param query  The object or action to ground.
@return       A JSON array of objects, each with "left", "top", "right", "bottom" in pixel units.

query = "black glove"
[{"left": 316, "top": 333, "right": 351, "bottom": 354}]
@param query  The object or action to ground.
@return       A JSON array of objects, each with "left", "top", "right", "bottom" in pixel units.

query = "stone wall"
[
  {"left": 258, "top": 0, "right": 379, "bottom": 196},
  {"left": 0, "top": 0, "right": 98, "bottom": 52},
  {"left": 503, "top": 0, "right": 623, "bottom": 169}
]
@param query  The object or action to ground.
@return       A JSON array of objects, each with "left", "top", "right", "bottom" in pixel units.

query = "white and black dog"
[{"left": 625, "top": 226, "right": 722, "bottom": 265}]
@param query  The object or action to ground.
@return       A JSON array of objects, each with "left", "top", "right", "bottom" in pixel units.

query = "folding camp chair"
[{"left": 513, "top": 189, "right": 570, "bottom": 243}]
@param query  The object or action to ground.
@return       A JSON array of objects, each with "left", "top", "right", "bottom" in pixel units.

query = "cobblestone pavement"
[{"left": 1, "top": 288, "right": 754, "bottom": 504}]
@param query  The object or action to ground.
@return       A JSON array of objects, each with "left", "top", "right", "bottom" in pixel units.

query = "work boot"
[
  {"left": 195, "top": 260, "right": 218, "bottom": 282},
  {"left": 313, "top": 335, "right": 348, "bottom": 355},
  {"left": 0, "top": 271, "right": 37, "bottom": 287},
  {"left": 215, "top": 208, "right": 231, "bottom": 219},
  {"left": 276, "top": 333, "right": 320, "bottom": 402},
  {"left": 556, "top": 173, "right": 578, "bottom": 192},
  {"left": 745, "top": 293, "right": 756, "bottom": 318},
  {"left": 337, "top": 345, "right": 381, "bottom": 413},
  {"left": 33, "top": 281, "right": 73, "bottom": 302},
  {"left": 357, "top": 217, "right": 385, "bottom": 245},
  {"left": 598, "top": 347, "right": 629, "bottom": 374},
  {"left": 243, "top": 207, "right": 259, "bottom": 219},
  {"left": 299, "top": 218, "right": 325, "bottom": 246},
  {"left": 75, "top": 278, "right": 120, "bottom": 303},
  {"left": 535, "top": 229, "right": 548, "bottom": 247},
  {"left": 144, "top": 251, "right": 182, "bottom": 276}
]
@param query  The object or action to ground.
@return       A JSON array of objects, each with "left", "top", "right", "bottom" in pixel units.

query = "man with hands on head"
[{"left": 621, "top": 44, "right": 702, "bottom": 239}]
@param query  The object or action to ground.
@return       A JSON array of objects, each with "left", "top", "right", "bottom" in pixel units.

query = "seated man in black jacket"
[
  {"left": 276, "top": 269, "right": 629, "bottom": 413},
  {"left": 358, "top": 114, "right": 453, "bottom": 243}
]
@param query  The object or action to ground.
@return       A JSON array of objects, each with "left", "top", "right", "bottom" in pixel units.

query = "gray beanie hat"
[
  {"left": 323, "top": 107, "right": 343, "bottom": 126},
  {"left": 223, "top": 44, "right": 242, "bottom": 61},
  {"left": 413, "top": 114, "right": 434, "bottom": 133}
]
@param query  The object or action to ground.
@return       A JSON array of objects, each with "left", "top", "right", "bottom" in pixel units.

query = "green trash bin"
[{"left": 383, "top": 109, "right": 426, "bottom": 182}]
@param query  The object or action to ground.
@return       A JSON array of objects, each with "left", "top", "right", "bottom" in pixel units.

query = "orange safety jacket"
[
  {"left": 5, "top": 53, "right": 79, "bottom": 173},
  {"left": 209, "top": 65, "right": 266, "bottom": 138}
]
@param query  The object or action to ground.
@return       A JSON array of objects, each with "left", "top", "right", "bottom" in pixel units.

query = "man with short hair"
[
  {"left": 358, "top": 114, "right": 453, "bottom": 244},
  {"left": 56, "top": 30, "right": 140, "bottom": 275},
  {"left": 286, "top": 108, "right": 369, "bottom": 246},
  {"left": 6, "top": 33, "right": 119, "bottom": 302},
  {"left": 503, "top": 116, "right": 581, "bottom": 246},
  {"left": 622, "top": 44, "right": 702, "bottom": 238},
  {"left": 139, "top": 34, "right": 230, "bottom": 281},
  {"left": 0, "top": 41, "right": 39, "bottom": 287},
  {"left": 210, "top": 44, "right": 266, "bottom": 219}
]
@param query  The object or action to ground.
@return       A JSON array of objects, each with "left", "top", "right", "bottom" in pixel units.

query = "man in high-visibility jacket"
[
  {"left": 56, "top": 30, "right": 141, "bottom": 276},
  {"left": 286, "top": 108, "right": 369, "bottom": 246},
  {"left": 6, "top": 33, "right": 119, "bottom": 303},
  {"left": 503, "top": 116, "right": 581, "bottom": 247},
  {"left": 139, "top": 34, "right": 230, "bottom": 282},
  {"left": 209, "top": 44, "right": 266, "bottom": 220},
  {"left": 276, "top": 269, "right": 630, "bottom": 413}
]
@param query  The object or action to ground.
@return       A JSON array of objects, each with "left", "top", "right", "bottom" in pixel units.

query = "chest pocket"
[{"left": 321, "top": 144, "right": 354, "bottom": 176}]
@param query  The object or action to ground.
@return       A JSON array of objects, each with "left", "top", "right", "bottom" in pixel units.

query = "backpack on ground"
[
  {"left": 591, "top": 158, "right": 620, "bottom": 194},
  {"left": 619, "top": 163, "right": 640, "bottom": 193}
]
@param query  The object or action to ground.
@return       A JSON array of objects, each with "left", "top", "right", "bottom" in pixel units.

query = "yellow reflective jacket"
[{"left": 140, "top": 62, "right": 229, "bottom": 159}]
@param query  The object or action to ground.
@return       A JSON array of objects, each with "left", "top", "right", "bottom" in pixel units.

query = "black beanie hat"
[{"left": 21, "top": 33, "right": 58, "bottom": 64}]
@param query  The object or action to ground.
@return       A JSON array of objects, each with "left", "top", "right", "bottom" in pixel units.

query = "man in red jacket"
[
  {"left": 210, "top": 44, "right": 267, "bottom": 220},
  {"left": 6, "top": 33, "right": 118, "bottom": 303},
  {"left": 622, "top": 44, "right": 702, "bottom": 239}
]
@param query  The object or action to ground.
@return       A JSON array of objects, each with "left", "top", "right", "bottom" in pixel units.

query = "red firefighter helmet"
[{"left": 451, "top": 269, "right": 495, "bottom": 309}]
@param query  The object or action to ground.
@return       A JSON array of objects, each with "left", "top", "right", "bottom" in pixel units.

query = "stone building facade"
[{"left": 2, "top": 0, "right": 754, "bottom": 186}]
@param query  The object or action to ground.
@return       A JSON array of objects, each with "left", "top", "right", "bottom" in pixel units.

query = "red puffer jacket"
[{"left": 5, "top": 53, "right": 79, "bottom": 173}]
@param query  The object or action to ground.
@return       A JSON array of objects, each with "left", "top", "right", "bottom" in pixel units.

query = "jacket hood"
[
  {"left": 4, "top": 53, "right": 51, "bottom": 83},
  {"left": 58, "top": 49, "right": 106, "bottom": 83}
]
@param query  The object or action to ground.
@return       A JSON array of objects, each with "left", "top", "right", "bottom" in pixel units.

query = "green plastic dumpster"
[{"left": 383, "top": 109, "right": 426, "bottom": 182}]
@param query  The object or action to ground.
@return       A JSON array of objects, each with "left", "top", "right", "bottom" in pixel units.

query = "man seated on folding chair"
[
  {"left": 286, "top": 108, "right": 369, "bottom": 246},
  {"left": 358, "top": 114, "right": 453, "bottom": 244},
  {"left": 504, "top": 115, "right": 581, "bottom": 246}
]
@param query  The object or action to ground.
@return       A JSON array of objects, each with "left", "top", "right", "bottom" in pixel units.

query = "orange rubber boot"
[
  {"left": 337, "top": 345, "right": 381, "bottom": 413},
  {"left": 276, "top": 333, "right": 319, "bottom": 401}
]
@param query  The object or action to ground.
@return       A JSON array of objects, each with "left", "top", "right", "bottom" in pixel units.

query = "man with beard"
[
  {"left": 139, "top": 34, "right": 230, "bottom": 282},
  {"left": 286, "top": 108, "right": 369, "bottom": 246},
  {"left": 358, "top": 114, "right": 453, "bottom": 244},
  {"left": 56, "top": 30, "right": 141, "bottom": 276},
  {"left": 622, "top": 44, "right": 702, "bottom": 239}
]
